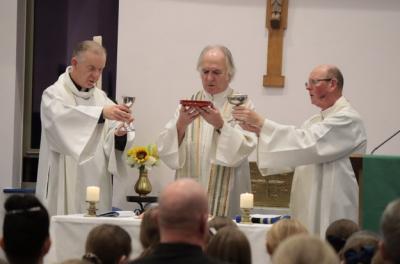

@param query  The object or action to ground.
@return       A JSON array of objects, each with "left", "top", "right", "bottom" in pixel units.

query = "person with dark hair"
[
  {"left": 157, "top": 45, "right": 257, "bottom": 218},
  {"left": 0, "top": 194, "right": 51, "bottom": 264},
  {"left": 129, "top": 178, "right": 223, "bottom": 264},
  {"left": 340, "top": 230, "right": 380, "bottom": 264},
  {"left": 325, "top": 218, "right": 360, "bottom": 253},
  {"left": 36, "top": 40, "right": 135, "bottom": 215},
  {"left": 379, "top": 199, "right": 400, "bottom": 264},
  {"left": 83, "top": 224, "right": 132, "bottom": 264},
  {"left": 206, "top": 226, "right": 251, "bottom": 264},
  {"left": 137, "top": 206, "right": 160, "bottom": 258},
  {"left": 233, "top": 64, "right": 367, "bottom": 236}
]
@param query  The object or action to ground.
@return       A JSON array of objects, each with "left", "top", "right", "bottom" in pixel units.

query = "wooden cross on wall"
[{"left": 263, "top": 0, "right": 288, "bottom": 88}]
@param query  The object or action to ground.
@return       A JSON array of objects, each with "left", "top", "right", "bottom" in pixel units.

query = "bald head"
[
  {"left": 312, "top": 64, "right": 344, "bottom": 90},
  {"left": 306, "top": 64, "right": 344, "bottom": 110},
  {"left": 158, "top": 179, "right": 208, "bottom": 231}
]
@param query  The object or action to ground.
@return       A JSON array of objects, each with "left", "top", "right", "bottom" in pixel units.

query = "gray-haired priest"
[
  {"left": 36, "top": 40, "right": 135, "bottom": 216},
  {"left": 157, "top": 45, "right": 257, "bottom": 218},
  {"left": 232, "top": 64, "right": 367, "bottom": 236}
]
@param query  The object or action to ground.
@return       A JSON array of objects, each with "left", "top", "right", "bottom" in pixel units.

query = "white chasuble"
[
  {"left": 157, "top": 88, "right": 257, "bottom": 217},
  {"left": 36, "top": 67, "right": 135, "bottom": 216},
  {"left": 257, "top": 97, "right": 367, "bottom": 236}
]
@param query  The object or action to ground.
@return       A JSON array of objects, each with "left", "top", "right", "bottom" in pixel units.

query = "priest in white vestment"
[
  {"left": 36, "top": 41, "right": 135, "bottom": 216},
  {"left": 157, "top": 45, "right": 257, "bottom": 217},
  {"left": 232, "top": 65, "right": 367, "bottom": 235}
]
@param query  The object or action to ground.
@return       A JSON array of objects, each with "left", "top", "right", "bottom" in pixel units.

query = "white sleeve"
[
  {"left": 214, "top": 123, "right": 257, "bottom": 167},
  {"left": 156, "top": 105, "right": 186, "bottom": 169},
  {"left": 214, "top": 99, "right": 257, "bottom": 167},
  {"left": 257, "top": 112, "right": 366, "bottom": 169},
  {"left": 40, "top": 88, "right": 102, "bottom": 161}
]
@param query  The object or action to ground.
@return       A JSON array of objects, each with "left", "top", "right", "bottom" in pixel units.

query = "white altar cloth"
[{"left": 45, "top": 214, "right": 271, "bottom": 264}]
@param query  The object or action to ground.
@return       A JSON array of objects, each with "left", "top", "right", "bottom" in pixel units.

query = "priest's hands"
[
  {"left": 114, "top": 123, "right": 127, "bottom": 136},
  {"left": 177, "top": 106, "right": 200, "bottom": 131},
  {"left": 103, "top": 105, "right": 134, "bottom": 123},
  {"left": 176, "top": 105, "right": 224, "bottom": 145},
  {"left": 176, "top": 106, "right": 200, "bottom": 144},
  {"left": 195, "top": 105, "right": 224, "bottom": 130},
  {"left": 232, "top": 106, "right": 264, "bottom": 136}
]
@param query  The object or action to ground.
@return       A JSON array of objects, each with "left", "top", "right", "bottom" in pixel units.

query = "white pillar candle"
[
  {"left": 86, "top": 186, "right": 100, "bottom": 202},
  {"left": 240, "top": 193, "right": 254, "bottom": 209}
]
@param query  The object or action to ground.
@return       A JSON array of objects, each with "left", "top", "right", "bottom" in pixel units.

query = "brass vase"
[{"left": 134, "top": 168, "right": 152, "bottom": 196}]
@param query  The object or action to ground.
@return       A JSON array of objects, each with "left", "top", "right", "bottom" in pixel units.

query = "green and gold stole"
[{"left": 176, "top": 90, "right": 235, "bottom": 216}]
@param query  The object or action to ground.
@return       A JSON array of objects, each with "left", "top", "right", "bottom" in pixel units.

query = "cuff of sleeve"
[
  {"left": 114, "top": 134, "right": 127, "bottom": 151},
  {"left": 261, "top": 119, "right": 277, "bottom": 135},
  {"left": 98, "top": 111, "right": 105, "bottom": 124},
  {"left": 216, "top": 122, "right": 226, "bottom": 135}
]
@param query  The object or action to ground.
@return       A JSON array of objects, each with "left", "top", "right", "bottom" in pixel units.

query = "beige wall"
[
  {"left": 1, "top": 0, "right": 400, "bottom": 210},
  {"left": 114, "top": 0, "right": 400, "bottom": 207}
]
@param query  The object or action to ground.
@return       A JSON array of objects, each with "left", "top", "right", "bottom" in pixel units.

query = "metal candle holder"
[
  {"left": 85, "top": 201, "right": 98, "bottom": 217},
  {"left": 241, "top": 208, "right": 252, "bottom": 224}
]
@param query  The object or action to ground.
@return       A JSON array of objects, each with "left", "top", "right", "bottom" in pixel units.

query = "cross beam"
[{"left": 263, "top": 0, "right": 288, "bottom": 88}]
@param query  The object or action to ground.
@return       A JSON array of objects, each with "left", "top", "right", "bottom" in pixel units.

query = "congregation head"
[
  {"left": 84, "top": 224, "right": 132, "bottom": 264},
  {"left": 266, "top": 218, "right": 308, "bottom": 256},
  {"left": 158, "top": 178, "right": 208, "bottom": 232},
  {"left": 206, "top": 226, "right": 251, "bottom": 264},
  {"left": 339, "top": 230, "right": 380, "bottom": 264},
  {"left": 1, "top": 194, "right": 50, "bottom": 264},
  {"left": 272, "top": 234, "right": 340, "bottom": 264},
  {"left": 380, "top": 198, "right": 400, "bottom": 264},
  {"left": 138, "top": 206, "right": 160, "bottom": 258},
  {"left": 156, "top": 178, "right": 210, "bottom": 249},
  {"left": 325, "top": 218, "right": 360, "bottom": 253},
  {"left": 208, "top": 215, "right": 237, "bottom": 233}
]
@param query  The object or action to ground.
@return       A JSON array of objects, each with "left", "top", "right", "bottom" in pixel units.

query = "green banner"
[{"left": 362, "top": 155, "right": 400, "bottom": 232}]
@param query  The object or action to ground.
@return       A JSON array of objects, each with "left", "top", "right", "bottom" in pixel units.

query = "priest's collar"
[
  {"left": 321, "top": 96, "right": 348, "bottom": 119},
  {"left": 70, "top": 75, "right": 88, "bottom": 92},
  {"left": 204, "top": 87, "right": 233, "bottom": 106},
  {"left": 65, "top": 66, "right": 95, "bottom": 99}
]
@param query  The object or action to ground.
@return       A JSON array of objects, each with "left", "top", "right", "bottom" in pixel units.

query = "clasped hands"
[
  {"left": 177, "top": 104, "right": 224, "bottom": 132},
  {"left": 103, "top": 104, "right": 134, "bottom": 136}
]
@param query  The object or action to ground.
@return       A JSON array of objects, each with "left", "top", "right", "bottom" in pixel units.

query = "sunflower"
[
  {"left": 127, "top": 144, "right": 160, "bottom": 170},
  {"left": 128, "top": 146, "right": 149, "bottom": 164}
]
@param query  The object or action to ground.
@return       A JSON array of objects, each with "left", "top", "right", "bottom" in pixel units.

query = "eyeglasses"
[{"left": 305, "top": 78, "right": 332, "bottom": 87}]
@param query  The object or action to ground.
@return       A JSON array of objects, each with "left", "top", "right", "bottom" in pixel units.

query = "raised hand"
[
  {"left": 232, "top": 106, "right": 264, "bottom": 127},
  {"left": 176, "top": 106, "right": 199, "bottom": 144},
  {"left": 114, "top": 122, "right": 128, "bottom": 136},
  {"left": 177, "top": 106, "right": 199, "bottom": 129},
  {"left": 195, "top": 104, "right": 224, "bottom": 130},
  {"left": 103, "top": 104, "right": 133, "bottom": 123},
  {"left": 232, "top": 105, "right": 264, "bottom": 136}
]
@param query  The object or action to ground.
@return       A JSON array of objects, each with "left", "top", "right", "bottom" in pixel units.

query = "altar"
[{"left": 45, "top": 214, "right": 272, "bottom": 264}]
